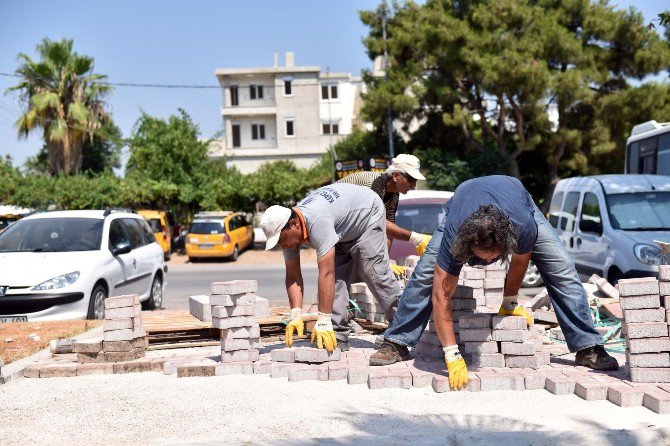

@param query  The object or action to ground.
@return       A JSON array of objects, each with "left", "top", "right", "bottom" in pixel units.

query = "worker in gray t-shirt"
[{"left": 261, "top": 183, "right": 402, "bottom": 351}]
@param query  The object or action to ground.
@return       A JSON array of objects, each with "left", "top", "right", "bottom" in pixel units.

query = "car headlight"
[
  {"left": 32, "top": 271, "right": 80, "bottom": 291},
  {"left": 633, "top": 244, "right": 662, "bottom": 266}
]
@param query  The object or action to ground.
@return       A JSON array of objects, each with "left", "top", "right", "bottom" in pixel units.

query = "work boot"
[
  {"left": 575, "top": 344, "right": 619, "bottom": 371},
  {"left": 369, "top": 340, "right": 410, "bottom": 366},
  {"left": 337, "top": 339, "right": 350, "bottom": 352}
]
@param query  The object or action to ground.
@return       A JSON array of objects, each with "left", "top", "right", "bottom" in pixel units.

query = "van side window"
[
  {"left": 580, "top": 193, "right": 602, "bottom": 233},
  {"left": 561, "top": 192, "right": 580, "bottom": 232},
  {"left": 548, "top": 192, "right": 564, "bottom": 228},
  {"left": 108, "top": 219, "right": 129, "bottom": 250},
  {"left": 122, "top": 218, "right": 147, "bottom": 249}
]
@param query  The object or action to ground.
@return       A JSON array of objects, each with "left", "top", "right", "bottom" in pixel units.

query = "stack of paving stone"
[
  {"left": 349, "top": 283, "right": 387, "bottom": 323},
  {"left": 74, "top": 294, "right": 146, "bottom": 363},
  {"left": 459, "top": 313, "right": 547, "bottom": 369},
  {"left": 210, "top": 280, "right": 262, "bottom": 363},
  {"left": 619, "top": 273, "right": 670, "bottom": 383},
  {"left": 269, "top": 346, "right": 342, "bottom": 381}
]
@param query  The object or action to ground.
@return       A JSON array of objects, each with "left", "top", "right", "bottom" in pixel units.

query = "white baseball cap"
[
  {"left": 261, "top": 205, "right": 292, "bottom": 250},
  {"left": 392, "top": 154, "right": 426, "bottom": 180}
]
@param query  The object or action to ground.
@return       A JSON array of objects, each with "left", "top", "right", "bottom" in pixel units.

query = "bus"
[{"left": 625, "top": 120, "right": 670, "bottom": 175}]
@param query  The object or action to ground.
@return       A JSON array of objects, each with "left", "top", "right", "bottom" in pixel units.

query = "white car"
[{"left": 0, "top": 209, "right": 167, "bottom": 321}]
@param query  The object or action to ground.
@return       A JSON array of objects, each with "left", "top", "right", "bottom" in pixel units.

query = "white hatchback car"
[{"left": 0, "top": 209, "right": 167, "bottom": 321}]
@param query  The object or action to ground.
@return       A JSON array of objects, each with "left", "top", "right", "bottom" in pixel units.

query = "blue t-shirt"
[{"left": 436, "top": 175, "right": 538, "bottom": 276}]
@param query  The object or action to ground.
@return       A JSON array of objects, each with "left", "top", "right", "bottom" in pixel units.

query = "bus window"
[
  {"left": 640, "top": 137, "right": 658, "bottom": 174},
  {"left": 627, "top": 142, "right": 639, "bottom": 174},
  {"left": 659, "top": 134, "right": 670, "bottom": 175}
]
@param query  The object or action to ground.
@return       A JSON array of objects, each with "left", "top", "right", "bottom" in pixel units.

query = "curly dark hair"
[{"left": 451, "top": 205, "right": 517, "bottom": 263}]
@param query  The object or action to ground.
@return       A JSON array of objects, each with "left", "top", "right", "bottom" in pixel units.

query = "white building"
[{"left": 210, "top": 52, "right": 364, "bottom": 173}]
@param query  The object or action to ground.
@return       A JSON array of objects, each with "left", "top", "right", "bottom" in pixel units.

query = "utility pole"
[{"left": 382, "top": 3, "right": 394, "bottom": 159}]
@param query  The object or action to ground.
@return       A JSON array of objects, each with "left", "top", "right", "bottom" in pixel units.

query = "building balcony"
[{"left": 221, "top": 105, "right": 277, "bottom": 117}]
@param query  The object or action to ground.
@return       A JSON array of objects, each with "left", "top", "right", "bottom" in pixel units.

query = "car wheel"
[
  {"left": 142, "top": 274, "right": 163, "bottom": 311},
  {"left": 87, "top": 283, "right": 107, "bottom": 320},
  {"left": 229, "top": 245, "right": 239, "bottom": 262},
  {"left": 521, "top": 261, "right": 544, "bottom": 288}
]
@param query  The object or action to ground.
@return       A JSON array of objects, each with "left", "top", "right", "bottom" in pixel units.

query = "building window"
[
  {"left": 285, "top": 118, "right": 295, "bottom": 137},
  {"left": 251, "top": 123, "right": 266, "bottom": 140},
  {"left": 322, "top": 122, "right": 339, "bottom": 135},
  {"left": 230, "top": 85, "right": 239, "bottom": 106},
  {"left": 232, "top": 124, "right": 241, "bottom": 147},
  {"left": 321, "top": 84, "right": 338, "bottom": 100},
  {"left": 283, "top": 78, "right": 293, "bottom": 96},
  {"left": 250, "top": 85, "right": 263, "bottom": 100}
]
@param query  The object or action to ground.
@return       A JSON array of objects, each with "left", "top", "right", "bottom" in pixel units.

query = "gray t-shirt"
[{"left": 283, "top": 183, "right": 384, "bottom": 260}]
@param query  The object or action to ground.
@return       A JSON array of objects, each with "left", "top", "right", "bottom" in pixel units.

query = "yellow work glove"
[
  {"left": 390, "top": 263, "right": 406, "bottom": 277},
  {"left": 310, "top": 312, "right": 338, "bottom": 352},
  {"left": 498, "top": 295, "right": 534, "bottom": 327},
  {"left": 410, "top": 232, "right": 432, "bottom": 256},
  {"left": 444, "top": 345, "right": 469, "bottom": 391},
  {"left": 284, "top": 307, "right": 304, "bottom": 347}
]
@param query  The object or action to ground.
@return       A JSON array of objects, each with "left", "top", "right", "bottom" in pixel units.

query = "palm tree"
[{"left": 6, "top": 38, "right": 113, "bottom": 175}]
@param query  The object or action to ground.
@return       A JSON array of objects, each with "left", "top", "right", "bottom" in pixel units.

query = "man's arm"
[
  {"left": 431, "top": 264, "right": 460, "bottom": 347},
  {"left": 316, "top": 247, "right": 336, "bottom": 314},
  {"left": 284, "top": 256, "right": 304, "bottom": 309},
  {"left": 386, "top": 220, "right": 412, "bottom": 242},
  {"left": 504, "top": 251, "right": 533, "bottom": 296}
]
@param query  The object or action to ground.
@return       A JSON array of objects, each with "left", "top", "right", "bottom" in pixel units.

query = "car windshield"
[
  {"left": 606, "top": 192, "right": 670, "bottom": 230},
  {"left": 189, "top": 221, "right": 225, "bottom": 235},
  {"left": 395, "top": 202, "right": 446, "bottom": 234},
  {"left": 0, "top": 217, "right": 103, "bottom": 252}
]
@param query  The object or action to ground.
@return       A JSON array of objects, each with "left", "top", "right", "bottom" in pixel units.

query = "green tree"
[
  {"left": 7, "top": 38, "right": 113, "bottom": 175},
  {"left": 360, "top": 0, "right": 670, "bottom": 202}
]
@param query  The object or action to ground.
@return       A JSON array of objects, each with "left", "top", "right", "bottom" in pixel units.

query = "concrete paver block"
[
  {"left": 545, "top": 375, "right": 576, "bottom": 395},
  {"left": 113, "top": 358, "right": 153, "bottom": 374},
  {"left": 212, "top": 304, "right": 255, "bottom": 318},
  {"left": 211, "top": 280, "right": 258, "bottom": 295},
  {"left": 104, "top": 294, "right": 138, "bottom": 309},
  {"left": 478, "top": 373, "right": 514, "bottom": 391},
  {"left": 347, "top": 366, "right": 369, "bottom": 385},
  {"left": 659, "top": 265, "right": 670, "bottom": 281},
  {"left": 105, "top": 305, "right": 140, "bottom": 320},
  {"left": 505, "top": 352, "right": 550, "bottom": 369},
  {"left": 623, "top": 308, "right": 666, "bottom": 323},
  {"left": 574, "top": 380, "right": 609, "bottom": 401},
  {"left": 221, "top": 325, "right": 261, "bottom": 340},
  {"left": 624, "top": 322, "right": 669, "bottom": 339},
  {"left": 270, "top": 362, "right": 291, "bottom": 378},
  {"left": 103, "top": 328, "right": 135, "bottom": 342},
  {"left": 463, "top": 341, "right": 498, "bottom": 354},
  {"left": 103, "top": 318, "right": 134, "bottom": 331},
  {"left": 73, "top": 338, "right": 103, "bottom": 354},
  {"left": 431, "top": 374, "right": 451, "bottom": 393},
  {"left": 176, "top": 362, "right": 217, "bottom": 377},
  {"left": 492, "top": 329, "right": 530, "bottom": 342},
  {"left": 660, "top": 281, "right": 670, "bottom": 296},
  {"left": 459, "top": 313, "right": 493, "bottom": 329},
  {"left": 451, "top": 298, "right": 477, "bottom": 311},
  {"left": 253, "top": 360, "right": 272, "bottom": 374},
  {"left": 103, "top": 340, "right": 134, "bottom": 352},
  {"left": 608, "top": 385, "right": 644, "bottom": 407},
  {"left": 630, "top": 367, "right": 670, "bottom": 383},
  {"left": 462, "top": 268, "right": 486, "bottom": 280},
  {"left": 465, "top": 353, "right": 505, "bottom": 368},
  {"left": 76, "top": 363, "right": 114, "bottom": 376},
  {"left": 39, "top": 363, "right": 78, "bottom": 378},
  {"left": 627, "top": 352, "right": 670, "bottom": 368},
  {"left": 221, "top": 349, "right": 259, "bottom": 363},
  {"left": 254, "top": 296, "right": 270, "bottom": 319},
  {"left": 626, "top": 337, "right": 670, "bottom": 354},
  {"left": 209, "top": 293, "right": 256, "bottom": 306},
  {"left": 188, "top": 295, "right": 212, "bottom": 322},
  {"left": 500, "top": 341, "right": 536, "bottom": 356},
  {"left": 643, "top": 387, "right": 670, "bottom": 414},
  {"left": 294, "top": 347, "right": 341, "bottom": 363},
  {"left": 619, "top": 295, "right": 662, "bottom": 310},
  {"left": 327, "top": 362, "right": 350, "bottom": 381},
  {"left": 523, "top": 372, "right": 547, "bottom": 390},
  {"left": 458, "top": 328, "right": 492, "bottom": 342},
  {"left": 104, "top": 351, "right": 138, "bottom": 362},
  {"left": 271, "top": 348, "right": 295, "bottom": 363},
  {"left": 618, "top": 277, "right": 659, "bottom": 297},
  {"left": 212, "top": 315, "right": 256, "bottom": 329},
  {"left": 220, "top": 337, "right": 261, "bottom": 352},
  {"left": 491, "top": 316, "right": 527, "bottom": 330},
  {"left": 217, "top": 361, "right": 254, "bottom": 375},
  {"left": 386, "top": 368, "right": 413, "bottom": 389}
]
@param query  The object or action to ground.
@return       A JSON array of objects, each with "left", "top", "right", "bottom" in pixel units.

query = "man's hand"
[
  {"left": 498, "top": 294, "right": 534, "bottom": 326},
  {"left": 285, "top": 307, "right": 304, "bottom": 347},
  {"left": 311, "top": 312, "right": 338, "bottom": 352},
  {"left": 390, "top": 263, "right": 406, "bottom": 277},
  {"left": 444, "top": 345, "right": 469, "bottom": 390},
  {"left": 410, "top": 232, "right": 431, "bottom": 256}
]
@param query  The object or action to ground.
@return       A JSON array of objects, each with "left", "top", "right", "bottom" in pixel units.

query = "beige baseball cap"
[
  {"left": 392, "top": 154, "right": 426, "bottom": 180},
  {"left": 260, "top": 205, "right": 292, "bottom": 250}
]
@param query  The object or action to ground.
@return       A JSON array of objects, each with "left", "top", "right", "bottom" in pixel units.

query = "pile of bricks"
[
  {"left": 620, "top": 272, "right": 670, "bottom": 383},
  {"left": 74, "top": 294, "right": 147, "bottom": 363},
  {"left": 349, "top": 283, "right": 387, "bottom": 323},
  {"left": 211, "top": 280, "right": 262, "bottom": 364},
  {"left": 267, "top": 346, "right": 342, "bottom": 381},
  {"left": 188, "top": 292, "right": 270, "bottom": 322}
]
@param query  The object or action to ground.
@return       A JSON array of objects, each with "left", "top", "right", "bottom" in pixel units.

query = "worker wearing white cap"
[
  {"left": 338, "top": 154, "right": 431, "bottom": 269},
  {"left": 261, "top": 183, "right": 402, "bottom": 352}
]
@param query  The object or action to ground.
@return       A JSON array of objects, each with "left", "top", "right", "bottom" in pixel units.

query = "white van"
[{"left": 548, "top": 175, "right": 670, "bottom": 283}]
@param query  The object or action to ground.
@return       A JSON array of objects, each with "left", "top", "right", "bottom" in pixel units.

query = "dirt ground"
[{"left": 0, "top": 320, "right": 101, "bottom": 366}]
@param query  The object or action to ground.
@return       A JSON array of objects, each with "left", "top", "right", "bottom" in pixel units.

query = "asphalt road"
[{"left": 163, "top": 263, "right": 543, "bottom": 311}]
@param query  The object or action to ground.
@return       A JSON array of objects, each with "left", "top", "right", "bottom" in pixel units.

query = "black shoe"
[
  {"left": 369, "top": 341, "right": 410, "bottom": 366},
  {"left": 337, "top": 340, "right": 350, "bottom": 352},
  {"left": 575, "top": 345, "right": 619, "bottom": 371}
]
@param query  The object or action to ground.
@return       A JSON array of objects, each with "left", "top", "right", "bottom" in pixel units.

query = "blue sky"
[{"left": 0, "top": 0, "right": 666, "bottom": 171}]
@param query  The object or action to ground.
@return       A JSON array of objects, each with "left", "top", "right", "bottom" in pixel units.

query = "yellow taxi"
[
  {"left": 185, "top": 211, "right": 254, "bottom": 262},
  {"left": 137, "top": 210, "right": 172, "bottom": 260}
]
